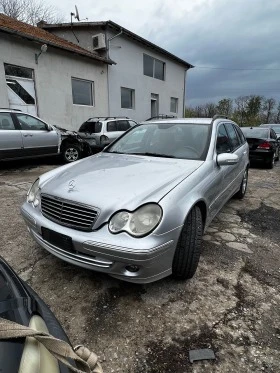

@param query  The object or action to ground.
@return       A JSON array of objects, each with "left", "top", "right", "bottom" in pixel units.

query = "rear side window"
[
  {"left": 0, "top": 113, "right": 16, "bottom": 130},
  {"left": 79, "top": 121, "right": 102, "bottom": 133},
  {"left": 225, "top": 123, "right": 241, "bottom": 150},
  {"left": 117, "top": 120, "right": 130, "bottom": 131},
  {"left": 107, "top": 120, "right": 130, "bottom": 132},
  {"left": 216, "top": 124, "right": 232, "bottom": 154}
]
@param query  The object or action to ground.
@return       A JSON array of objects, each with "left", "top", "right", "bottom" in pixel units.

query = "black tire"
[
  {"left": 235, "top": 168, "right": 248, "bottom": 199},
  {"left": 266, "top": 155, "right": 274, "bottom": 169},
  {"left": 172, "top": 206, "right": 202, "bottom": 280},
  {"left": 61, "top": 144, "right": 81, "bottom": 163}
]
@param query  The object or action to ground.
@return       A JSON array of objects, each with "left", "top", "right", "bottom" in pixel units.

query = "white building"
[{"left": 0, "top": 14, "right": 193, "bottom": 130}]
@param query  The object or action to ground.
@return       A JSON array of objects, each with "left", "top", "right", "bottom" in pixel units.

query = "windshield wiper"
[{"left": 130, "top": 152, "right": 175, "bottom": 158}]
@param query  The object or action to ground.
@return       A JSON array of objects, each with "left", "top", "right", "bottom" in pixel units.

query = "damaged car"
[{"left": 0, "top": 109, "right": 91, "bottom": 163}]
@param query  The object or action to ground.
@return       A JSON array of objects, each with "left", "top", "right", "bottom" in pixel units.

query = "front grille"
[{"left": 41, "top": 194, "right": 99, "bottom": 231}]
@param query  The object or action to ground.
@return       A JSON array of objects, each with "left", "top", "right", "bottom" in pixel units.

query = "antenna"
[
  {"left": 75, "top": 5, "right": 80, "bottom": 21},
  {"left": 70, "top": 5, "right": 80, "bottom": 43}
]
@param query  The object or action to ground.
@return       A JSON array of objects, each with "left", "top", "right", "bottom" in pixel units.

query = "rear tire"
[
  {"left": 172, "top": 206, "right": 202, "bottom": 280},
  {"left": 61, "top": 144, "right": 81, "bottom": 163},
  {"left": 235, "top": 168, "right": 248, "bottom": 199},
  {"left": 266, "top": 155, "right": 274, "bottom": 169}
]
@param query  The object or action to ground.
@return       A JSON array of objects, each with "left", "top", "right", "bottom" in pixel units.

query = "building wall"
[
  {"left": 0, "top": 33, "right": 108, "bottom": 130},
  {"left": 107, "top": 31, "right": 187, "bottom": 121},
  {"left": 46, "top": 27, "right": 188, "bottom": 122}
]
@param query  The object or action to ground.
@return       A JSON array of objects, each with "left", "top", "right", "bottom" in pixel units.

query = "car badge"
[{"left": 68, "top": 180, "right": 76, "bottom": 191}]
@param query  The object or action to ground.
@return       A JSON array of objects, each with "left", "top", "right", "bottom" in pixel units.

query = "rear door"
[
  {"left": 0, "top": 112, "right": 24, "bottom": 160},
  {"left": 106, "top": 120, "right": 129, "bottom": 142},
  {"left": 78, "top": 121, "right": 102, "bottom": 147},
  {"left": 224, "top": 122, "right": 245, "bottom": 193},
  {"left": 15, "top": 113, "right": 59, "bottom": 157}
]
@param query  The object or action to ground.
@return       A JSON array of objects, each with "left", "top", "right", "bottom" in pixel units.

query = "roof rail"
[
  {"left": 212, "top": 114, "right": 228, "bottom": 121},
  {"left": 0, "top": 108, "right": 22, "bottom": 111},
  {"left": 88, "top": 116, "right": 130, "bottom": 121}
]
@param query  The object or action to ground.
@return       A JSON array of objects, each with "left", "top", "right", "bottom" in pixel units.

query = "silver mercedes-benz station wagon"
[{"left": 21, "top": 116, "right": 249, "bottom": 283}]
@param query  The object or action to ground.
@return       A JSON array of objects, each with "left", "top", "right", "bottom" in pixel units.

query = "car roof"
[
  {"left": 139, "top": 117, "right": 234, "bottom": 125},
  {"left": 260, "top": 123, "right": 279, "bottom": 127}
]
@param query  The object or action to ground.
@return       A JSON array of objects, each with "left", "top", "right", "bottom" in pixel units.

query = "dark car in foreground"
[
  {"left": 0, "top": 256, "right": 71, "bottom": 373},
  {"left": 241, "top": 126, "right": 279, "bottom": 168}
]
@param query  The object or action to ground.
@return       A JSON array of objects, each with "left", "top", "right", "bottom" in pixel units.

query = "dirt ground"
[{"left": 0, "top": 157, "right": 279, "bottom": 373}]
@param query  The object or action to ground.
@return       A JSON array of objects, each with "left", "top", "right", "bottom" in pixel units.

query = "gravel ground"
[{"left": 0, "top": 157, "right": 279, "bottom": 373}]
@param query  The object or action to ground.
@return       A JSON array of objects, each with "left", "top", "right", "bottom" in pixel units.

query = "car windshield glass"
[
  {"left": 79, "top": 121, "right": 102, "bottom": 133},
  {"left": 241, "top": 128, "right": 269, "bottom": 139},
  {"left": 106, "top": 123, "right": 211, "bottom": 160}
]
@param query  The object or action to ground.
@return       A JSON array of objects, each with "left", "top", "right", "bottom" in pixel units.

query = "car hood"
[{"left": 41, "top": 153, "right": 203, "bottom": 228}]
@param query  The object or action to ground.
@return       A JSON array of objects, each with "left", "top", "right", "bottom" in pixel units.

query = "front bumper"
[{"left": 21, "top": 202, "right": 181, "bottom": 284}]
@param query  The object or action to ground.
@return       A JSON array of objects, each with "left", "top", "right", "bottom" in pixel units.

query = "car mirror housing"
[{"left": 217, "top": 153, "right": 239, "bottom": 166}]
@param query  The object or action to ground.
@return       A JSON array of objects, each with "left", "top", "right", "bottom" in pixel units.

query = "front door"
[
  {"left": 151, "top": 93, "right": 159, "bottom": 118},
  {"left": 15, "top": 113, "right": 59, "bottom": 157},
  {"left": 0, "top": 113, "right": 24, "bottom": 160}
]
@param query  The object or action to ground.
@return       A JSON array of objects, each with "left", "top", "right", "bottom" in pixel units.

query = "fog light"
[{"left": 125, "top": 265, "right": 140, "bottom": 273}]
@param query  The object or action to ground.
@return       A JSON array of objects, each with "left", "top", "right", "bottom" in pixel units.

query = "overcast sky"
[{"left": 49, "top": 0, "right": 280, "bottom": 107}]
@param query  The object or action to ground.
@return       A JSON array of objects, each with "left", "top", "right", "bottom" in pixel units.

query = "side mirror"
[
  {"left": 47, "top": 125, "right": 53, "bottom": 131},
  {"left": 217, "top": 153, "right": 239, "bottom": 166}
]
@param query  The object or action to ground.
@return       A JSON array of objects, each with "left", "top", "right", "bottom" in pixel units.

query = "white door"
[
  {"left": 151, "top": 93, "right": 159, "bottom": 118},
  {"left": 6, "top": 77, "right": 37, "bottom": 116}
]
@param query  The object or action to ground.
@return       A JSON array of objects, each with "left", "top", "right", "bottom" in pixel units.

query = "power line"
[{"left": 195, "top": 66, "right": 280, "bottom": 71}]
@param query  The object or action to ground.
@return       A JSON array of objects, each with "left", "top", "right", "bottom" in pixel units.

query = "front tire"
[
  {"left": 62, "top": 144, "right": 81, "bottom": 163},
  {"left": 172, "top": 206, "right": 202, "bottom": 280}
]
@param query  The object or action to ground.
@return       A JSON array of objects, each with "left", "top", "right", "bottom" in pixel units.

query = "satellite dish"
[{"left": 75, "top": 5, "right": 80, "bottom": 21}]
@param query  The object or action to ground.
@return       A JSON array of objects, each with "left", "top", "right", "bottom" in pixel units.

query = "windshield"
[
  {"left": 241, "top": 128, "right": 269, "bottom": 139},
  {"left": 106, "top": 123, "right": 211, "bottom": 160}
]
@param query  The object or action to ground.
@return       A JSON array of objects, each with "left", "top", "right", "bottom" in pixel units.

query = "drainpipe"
[
  {"left": 106, "top": 28, "right": 123, "bottom": 117},
  {"left": 183, "top": 66, "right": 194, "bottom": 117}
]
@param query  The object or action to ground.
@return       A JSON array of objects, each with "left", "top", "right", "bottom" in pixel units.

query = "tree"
[
  {"left": 262, "top": 98, "right": 276, "bottom": 123},
  {"left": 244, "top": 95, "right": 262, "bottom": 125},
  {"left": 0, "top": 0, "right": 64, "bottom": 25},
  {"left": 216, "top": 98, "right": 233, "bottom": 116}
]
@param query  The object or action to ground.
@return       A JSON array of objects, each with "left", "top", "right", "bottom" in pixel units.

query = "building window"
[
  {"left": 170, "top": 97, "right": 178, "bottom": 113},
  {"left": 72, "top": 78, "right": 94, "bottom": 106},
  {"left": 4, "top": 63, "right": 33, "bottom": 79},
  {"left": 143, "top": 54, "right": 165, "bottom": 80},
  {"left": 121, "top": 87, "right": 134, "bottom": 109}
]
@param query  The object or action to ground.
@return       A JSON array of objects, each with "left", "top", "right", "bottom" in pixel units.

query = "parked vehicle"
[
  {"left": 0, "top": 256, "right": 72, "bottom": 373},
  {"left": 21, "top": 116, "right": 249, "bottom": 284},
  {"left": 241, "top": 126, "right": 279, "bottom": 168},
  {"left": 259, "top": 123, "right": 280, "bottom": 138},
  {"left": 0, "top": 109, "right": 91, "bottom": 163},
  {"left": 78, "top": 117, "right": 137, "bottom": 151}
]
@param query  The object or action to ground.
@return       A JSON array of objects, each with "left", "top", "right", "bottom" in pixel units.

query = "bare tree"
[
  {"left": 0, "top": 0, "right": 64, "bottom": 25},
  {"left": 262, "top": 98, "right": 276, "bottom": 123},
  {"left": 216, "top": 98, "right": 233, "bottom": 116}
]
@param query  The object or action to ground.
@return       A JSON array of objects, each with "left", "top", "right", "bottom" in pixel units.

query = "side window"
[
  {"left": 117, "top": 120, "right": 130, "bottom": 131},
  {"left": 271, "top": 130, "right": 277, "bottom": 140},
  {"left": 16, "top": 114, "right": 47, "bottom": 131},
  {"left": 107, "top": 121, "right": 117, "bottom": 132},
  {"left": 0, "top": 113, "right": 16, "bottom": 130},
  {"left": 225, "top": 123, "right": 241, "bottom": 150},
  {"left": 79, "top": 121, "right": 101, "bottom": 133},
  {"left": 216, "top": 124, "right": 232, "bottom": 154},
  {"left": 235, "top": 125, "right": 246, "bottom": 144}
]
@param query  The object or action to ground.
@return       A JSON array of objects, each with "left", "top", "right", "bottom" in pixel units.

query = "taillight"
[{"left": 257, "top": 141, "right": 271, "bottom": 150}]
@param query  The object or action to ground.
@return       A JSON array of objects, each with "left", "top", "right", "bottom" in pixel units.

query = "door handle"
[{"left": 23, "top": 134, "right": 33, "bottom": 137}]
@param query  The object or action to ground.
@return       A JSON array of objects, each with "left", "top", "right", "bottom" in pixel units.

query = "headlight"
[
  {"left": 27, "top": 179, "right": 40, "bottom": 205},
  {"left": 109, "top": 204, "right": 162, "bottom": 237}
]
